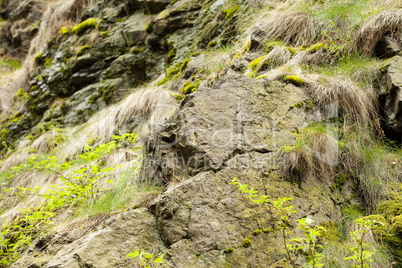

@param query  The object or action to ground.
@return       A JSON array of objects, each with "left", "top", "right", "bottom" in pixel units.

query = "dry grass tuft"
[
  {"left": 114, "top": 87, "right": 177, "bottom": 129},
  {"left": 281, "top": 126, "right": 338, "bottom": 182},
  {"left": 306, "top": 77, "right": 377, "bottom": 126},
  {"left": 352, "top": 8, "right": 402, "bottom": 55},
  {"left": 259, "top": 11, "right": 321, "bottom": 46},
  {"left": 287, "top": 50, "right": 332, "bottom": 67}
]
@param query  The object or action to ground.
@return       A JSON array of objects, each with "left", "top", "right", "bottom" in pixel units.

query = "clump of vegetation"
[
  {"left": 131, "top": 47, "right": 146, "bottom": 54},
  {"left": 0, "top": 134, "right": 139, "bottom": 266},
  {"left": 126, "top": 249, "right": 165, "bottom": 267},
  {"left": 60, "top": 26, "right": 69, "bottom": 36},
  {"left": 181, "top": 80, "right": 201, "bottom": 95},
  {"left": 72, "top": 18, "right": 98, "bottom": 35},
  {"left": 44, "top": 57, "right": 53, "bottom": 68},
  {"left": 224, "top": 247, "right": 234, "bottom": 253},
  {"left": 100, "top": 31, "right": 108, "bottom": 37},
  {"left": 208, "top": 40, "right": 217, "bottom": 47},
  {"left": 281, "top": 75, "right": 305, "bottom": 86},
  {"left": 145, "top": 22, "right": 153, "bottom": 33},
  {"left": 232, "top": 38, "right": 251, "bottom": 62},
  {"left": 179, "top": 58, "right": 189, "bottom": 72},
  {"left": 242, "top": 238, "right": 251, "bottom": 248},
  {"left": 168, "top": 47, "right": 177, "bottom": 62},
  {"left": 308, "top": 43, "right": 326, "bottom": 53},
  {"left": 224, "top": 6, "right": 239, "bottom": 19},
  {"left": 33, "top": 52, "right": 44, "bottom": 63},
  {"left": 76, "top": 45, "right": 91, "bottom": 57},
  {"left": 264, "top": 40, "right": 298, "bottom": 55}
]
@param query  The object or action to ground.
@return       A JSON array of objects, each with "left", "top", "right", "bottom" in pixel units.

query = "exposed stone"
[
  {"left": 379, "top": 56, "right": 402, "bottom": 142},
  {"left": 11, "top": 209, "right": 166, "bottom": 268},
  {"left": 140, "top": 73, "right": 317, "bottom": 184}
]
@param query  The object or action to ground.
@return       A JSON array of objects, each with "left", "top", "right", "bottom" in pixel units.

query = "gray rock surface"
[
  {"left": 140, "top": 73, "right": 315, "bottom": 184},
  {"left": 379, "top": 56, "right": 402, "bottom": 142}
]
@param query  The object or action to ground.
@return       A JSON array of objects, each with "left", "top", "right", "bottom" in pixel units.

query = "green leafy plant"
[
  {"left": 126, "top": 249, "right": 165, "bottom": 267},
  {"left": 0, "top": 133, "right": 139, "bottom": 266},
  {"left": 230, "top": 178, "right": 326, "bottom": 268},
  {"left": 344, "top": 217, "right": 383, "bottom": 268},
  {"left": 292, "top": 217, "right": 326, "bottom": 267}
]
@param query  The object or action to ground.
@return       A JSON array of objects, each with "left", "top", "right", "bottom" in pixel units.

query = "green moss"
[
  {"left": 157, "top": 78, "right": 169, "bottom": 86},
  {"left": 168, "top": 47, "right": 177, "bottom": 62},
  {"left": 181, "top": 83, "right": 197, "bottom": 95},
  {"left": 76, "top": 45, "right": 91, "bottom": 57},
  {"left": 170, "top": 0, "right": 178, "bottom": 5},
  {"left": 248, "top": 55, "right": 267, "bottom": 71},
  {"left": 167, "top": 67, "right": 179, "bottom": 78},
  {"left": 145, "top": 22, "right": 153, "bottom": 33},
  {"left": 264, "top": 40, "right": 287, "bottom": 53},
  {"left": 242, "top": 238, "right": 251, "bottom": 248},
  {"left": 281, "top": 75, "right": 305, "bottom": 87},
  {"left": 252, "top": 229, "right": 263, "bottom": 236},
  {"left": 223, "top": 247, "right": 234, "bottom": 253},
  {"left": 34, "top": 52, "right": 43, "bottom": 63},
  {"left": 224, "top": 6, "right": 239, "bottom": 19},
  {"left": 16, "top": 89, "right": 24, "bottom": 97},
  {"left": 179, "top": 58, "right": 189, "bottom": 72},
  {"left": 308, "top": 43, "right": 326, "bottom": 53},
  {"left": 191, "top": 52, "right": 201, "bottom": 57},
  {"left": 44, "top": 57, "right": 53, "bottom": 68},
  {"left": 256, "top": 74, "right": 268, "bottom": 79},
  {"left": 100, "top": 31, "right": 108, "bottom": 37},
  {"left": 232, "top": 39, "right": 250, "bottom": 61},
  {"left": 117, "top": 18, "right": 125, "bottom": 23},
  {"left": 208, "top": 40, "right": 217, "bottom": 47},
  {"left": 262, "top": 228, "right": 274, "bottom": 233},
  {"left": 72, "top": 18, "right": 98, "bottom": 35},
  {"left": 60, "top": 26, "right": 69, "bottom": 36},
  {"left": 170, "top": 93, "right": 185, "bottom": 102},
  {"left": 130, "top": 47, "right": 145, "bottom": 54},
  {"left": 286, "top": 47, "right": 297, "bottom": 55}
]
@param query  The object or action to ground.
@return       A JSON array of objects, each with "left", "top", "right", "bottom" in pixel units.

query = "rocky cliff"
[{"left": 0, "top": 0, "right": 401, "bottom": 267}]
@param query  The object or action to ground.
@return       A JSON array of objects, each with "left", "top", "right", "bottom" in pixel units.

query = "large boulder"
[{"left": 140, "top": 73, "right": 317, "bottom": 184}]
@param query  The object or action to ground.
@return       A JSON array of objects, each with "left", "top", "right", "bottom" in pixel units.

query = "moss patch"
[
  {"left": 34, "top": 52, "right": 43, "bottom": 63},
  {"left": 72, "top": 18, "right": 98, "bottom": 35},
  {"left": 181, "top": 83, "right": 197, "bottom": 95},
  {"left": 44, "top": 57, "right": 53, "bottom": 68},
  {"left": 224, "top": 6, "right": 239, "bottom": 19},
  {"left": 76, "top": 45, "right": 91, "bottom": 57},
  {"left": 248, "top": 55, "right": 267, "bottom": 71},
  {"left": 131, "top": 47, "right": 146, "bottom": 54},
  {"left": 208, "top": 40, "right": 217, "bottom": 47},
  {"left": 168, "top": 47, "right": 177, "bottom": 62},
  {"left": 242, "top": 238, "right": 251, "bottom": 248},
  {"left": 308, "top": 43, "right": 326, "bottom": 53},
  {"left": 281, "top": 75, "right": 305, "bottom": 87},
  {"left": 252, "top": 229, "right": 263, "bottom": 236},
  {"left": 264, "top": 40, "right": 287, "bottom": 53},
  {"left": 179, "top": 58, "right": 189, "bottom": 73},
  {"left": 60, "top": 26, "right": 69, "bottom": 36},
  {"left": 145, "top": 22, "right": 153, "bottom": 33},
  {"left": 224, "top": 247, "right": 234, "bottom": 253}
]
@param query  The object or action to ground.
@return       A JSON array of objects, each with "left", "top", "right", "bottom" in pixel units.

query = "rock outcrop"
[{"left": 379, "top": 56, "right": 402, "bottom": 142}]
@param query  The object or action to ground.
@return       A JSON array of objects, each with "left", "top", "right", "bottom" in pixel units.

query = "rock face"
[
  {"left": 379, "top": 56, "right": 402, "bottom": 142},
  {"left": 9, "top": 73, "right": 352, "bottom": 268},
  {"left": 11, "top": 209, "right": 166, "bottom": 268},
  {"left": 141, "top": 73, "right": 316, "bottom": 184},
  {"left": 0, "top": 0, "right": 44, "bottom": 57}
]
